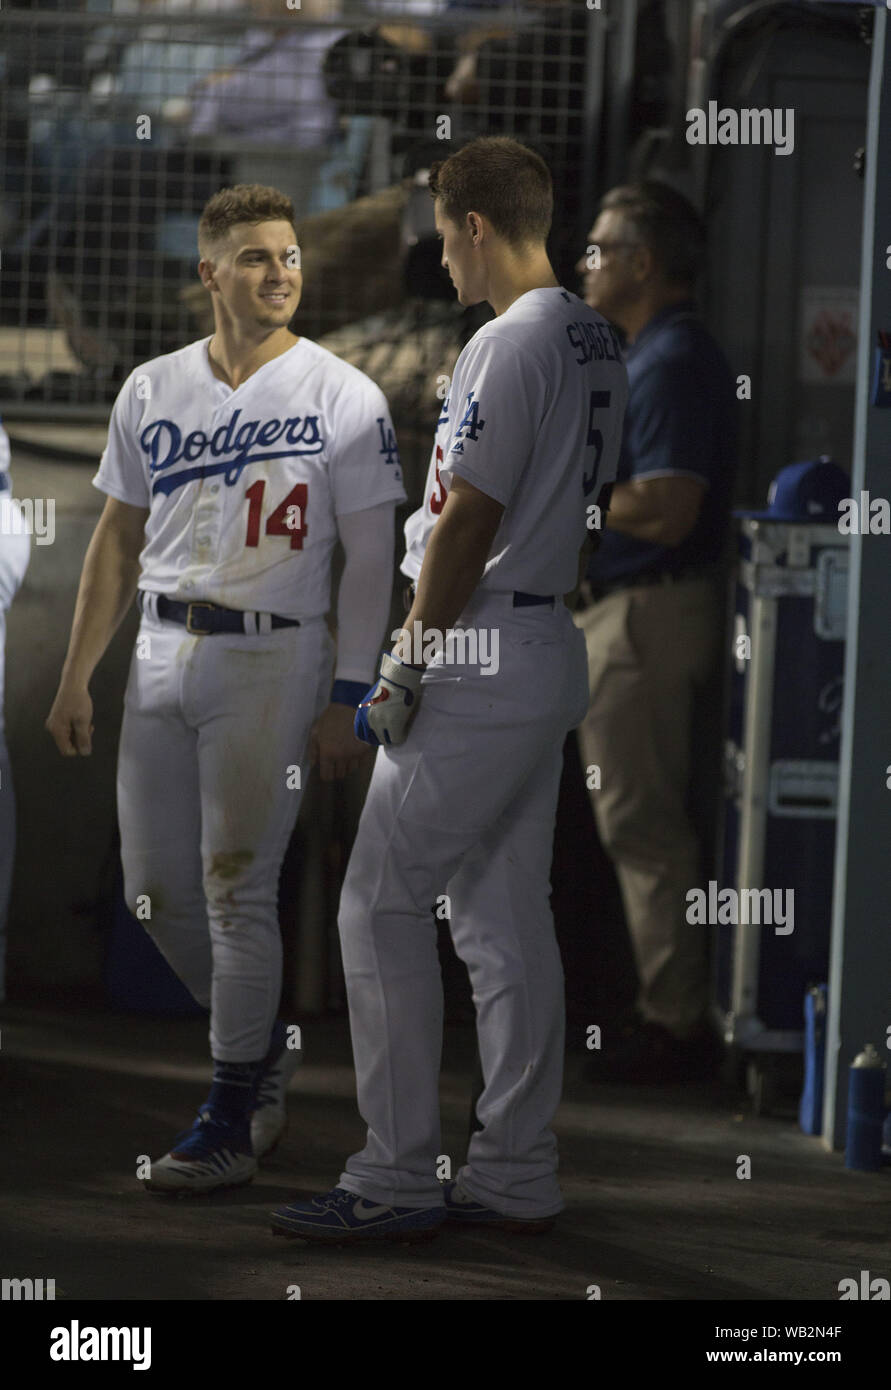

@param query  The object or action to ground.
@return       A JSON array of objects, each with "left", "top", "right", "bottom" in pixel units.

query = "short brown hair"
[
  {"left": 198, "top": 184, "right": 296, "bottom": 259},
  {"left": 429, "top": 137, "right": 553, "bottom": 246},
  {"left": 599, "top": 181, "right": 706, "bottom": 287}
]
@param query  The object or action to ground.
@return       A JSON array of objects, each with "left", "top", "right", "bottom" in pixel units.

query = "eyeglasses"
[{"left": 590, "top": 241, "right": 642, "bottom": 256}]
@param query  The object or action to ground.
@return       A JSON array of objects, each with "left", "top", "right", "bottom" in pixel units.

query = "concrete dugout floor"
[{"left": 1, "top": 1005, "right": 888, "bottom": 1302}]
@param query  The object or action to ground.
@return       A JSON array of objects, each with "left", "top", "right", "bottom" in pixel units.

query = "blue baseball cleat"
[
  {"left": 270, "top": 1187, "right": 445, "bottom": 1244},
  {"left": 442, "top": 1180, "right": 557, "bottom": 1233}
]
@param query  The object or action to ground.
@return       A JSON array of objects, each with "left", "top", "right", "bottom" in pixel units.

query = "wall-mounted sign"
[{"left": 799, "top": 286, "right": 859, "bottom": 384}]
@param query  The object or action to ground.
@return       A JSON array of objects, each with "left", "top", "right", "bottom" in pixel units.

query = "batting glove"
[{"left": 354, "top": 653, "right": 424, "bottom": 747}]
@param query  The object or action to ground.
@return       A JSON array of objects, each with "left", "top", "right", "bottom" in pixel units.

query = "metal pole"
[
  {"left": 578, "top": 1, "right": 609, "bottom": 240},
  {"left": 605, "top": 0, "right": 639, "bottom": 189},
  {"left": 823, "top": 5, "right": 891, "bottom": 1150}
]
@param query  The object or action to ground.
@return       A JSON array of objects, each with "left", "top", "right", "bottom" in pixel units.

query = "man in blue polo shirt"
[{"left": 575, "top": 181, "right": 738, "bottom": 1083}]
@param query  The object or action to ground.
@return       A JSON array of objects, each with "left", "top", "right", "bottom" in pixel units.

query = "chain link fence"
[{"left": 0, "top": 1, "right": 670, "bottom": 483}]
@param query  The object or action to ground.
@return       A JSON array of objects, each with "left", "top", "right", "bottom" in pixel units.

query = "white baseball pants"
[
  {"left": 337, "top": 593, "right": 589, "bottom": 1218},
  {"left": 117, "top": 607, "right": 332, "bottom": 1061}
]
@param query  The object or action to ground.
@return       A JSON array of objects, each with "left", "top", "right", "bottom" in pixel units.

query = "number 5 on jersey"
[
  {"left": 583, "top": 390, "right": 611, "bottom": 497},
  {"left": 244, "top": 480, "right": 308, "bottom": 550}
]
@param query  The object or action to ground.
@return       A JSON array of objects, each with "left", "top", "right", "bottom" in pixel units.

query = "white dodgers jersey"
[
  {"left": 94, "top": 336, "right": 406, "bottom": 620},
  {"left": 403, "top": 287, "right": 628, "bottom": 596}
]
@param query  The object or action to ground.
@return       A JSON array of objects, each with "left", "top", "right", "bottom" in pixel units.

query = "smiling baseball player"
[
  {"left": 46, "top": 184, "right": 406, "bottom": 1194},
  {"left": 271, "top": 137, "right": 628, "bottom": 1243}
]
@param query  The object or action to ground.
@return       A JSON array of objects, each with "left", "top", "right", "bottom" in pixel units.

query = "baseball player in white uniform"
[
  {"left": 0, "top": 420, "right": 31, "bottom": 1002},
  {"left": 46, "top": 184, "right": 406, "bottom": 1193},
  {"left": 271, "top": 137, "right": 628, "bottom": 1243}
]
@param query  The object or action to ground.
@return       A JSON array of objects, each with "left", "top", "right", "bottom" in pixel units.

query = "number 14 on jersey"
[{"left": 244, "top": 480, "right": 308, "bottom": 550}]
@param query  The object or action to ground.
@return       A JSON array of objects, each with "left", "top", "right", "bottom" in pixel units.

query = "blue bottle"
[
  {"left": 799, "top": 984, "right": 827, "bottom": 1135},
  {"left": 844, "top": 1044, "right": 887, "bottom": 1172}
]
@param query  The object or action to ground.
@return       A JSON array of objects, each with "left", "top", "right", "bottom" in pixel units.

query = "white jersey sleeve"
[
  {"left": 438, "top": 336, "right": 549, "bottom": 506},
  {"left": 328, "top": 380, "right": 404, "bottom": 517},
  {"left": 95, "top": 372, "right": 151, "bottom": 509}
]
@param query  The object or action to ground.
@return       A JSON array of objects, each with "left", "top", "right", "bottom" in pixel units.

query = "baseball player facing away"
[
  {"left": 271, "top": 137, "right": 628, "bottom": 1243},
  {"left": 46, "top": 184, "right": 406, "bottom": 1194}
]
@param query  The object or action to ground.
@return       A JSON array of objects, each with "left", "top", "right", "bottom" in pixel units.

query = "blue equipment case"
[{"left": 714, "top": 519, "right": 848, "bottom": 1109}]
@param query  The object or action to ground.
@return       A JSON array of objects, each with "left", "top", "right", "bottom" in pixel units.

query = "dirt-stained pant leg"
[{"left": 118, "top": 610, "right": 332, "bottom": 1061}]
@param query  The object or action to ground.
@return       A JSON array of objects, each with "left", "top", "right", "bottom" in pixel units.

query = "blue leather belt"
[
  {"left": 139, "top": 592, "right": 300, "bottom": 636},
  {"left": 512, "top": 591, "right": 555, "bottom": 607},
  {"left": 403, "top": 582, "right": 553, "bottom": 612}
]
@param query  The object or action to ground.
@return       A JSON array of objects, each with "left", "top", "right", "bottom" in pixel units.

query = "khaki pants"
[{"left": 575, "top": 576, "right": 722, "bottom": 1037}]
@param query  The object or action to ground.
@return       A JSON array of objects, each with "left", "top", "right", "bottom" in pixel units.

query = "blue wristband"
[{"left": 331, "top": 679, "right": 370, "bottom": 709}]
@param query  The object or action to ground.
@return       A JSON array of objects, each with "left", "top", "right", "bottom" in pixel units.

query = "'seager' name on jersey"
[{"left": 402, "top": 288, "right": 628, "bottom": 598}]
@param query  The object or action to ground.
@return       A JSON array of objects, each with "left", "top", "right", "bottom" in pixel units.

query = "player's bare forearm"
[
  {"left": 356, "top": 487, "right": 499, "bottom": 746},
  {"left": 60, "top": 499, "right": 147, "bottom": 688},
  {"left": 47, "top": 497, "right": 147, "bottom": 757},
  {"left": 394, "top": 478, "right": 504, "bottom": 662}
]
